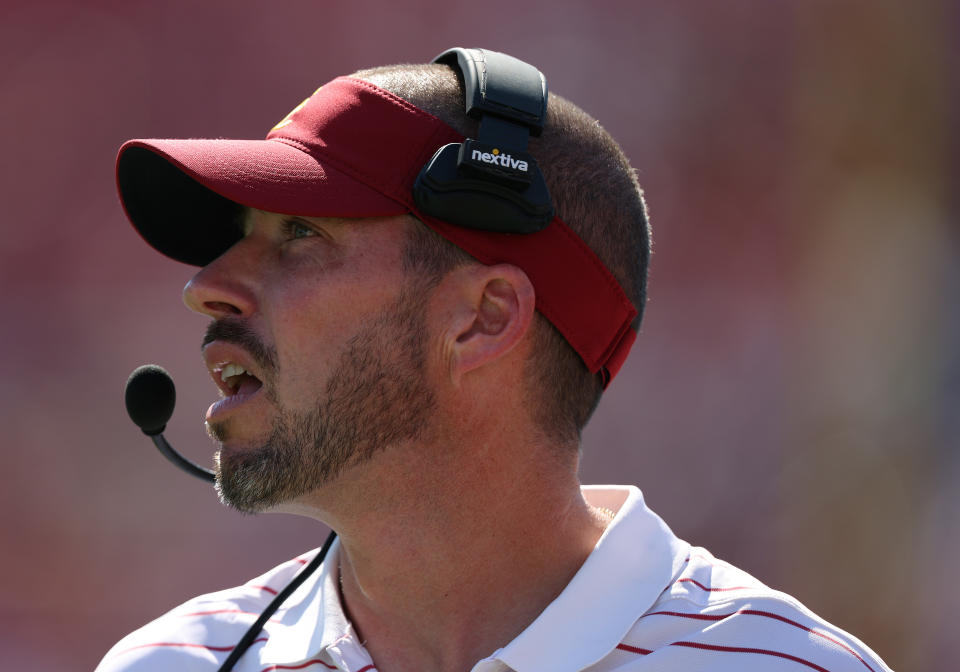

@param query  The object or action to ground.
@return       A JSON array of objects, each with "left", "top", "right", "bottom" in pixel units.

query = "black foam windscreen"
[{"left": 125, "top": 365, "right": 177, "bottom": 436}]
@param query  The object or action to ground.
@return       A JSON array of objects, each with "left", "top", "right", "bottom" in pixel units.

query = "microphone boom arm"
[{"left": 149, "top": 432, "right": 216, "bottom": 482}]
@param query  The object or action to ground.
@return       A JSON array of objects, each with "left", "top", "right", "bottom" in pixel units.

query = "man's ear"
[{"left": 443, "top": 263, "right": 536, "bottom": 385}]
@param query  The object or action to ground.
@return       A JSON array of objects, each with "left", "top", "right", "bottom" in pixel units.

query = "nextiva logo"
[{"left": 470, "top": 148, "right": 529, "bottom": 172}]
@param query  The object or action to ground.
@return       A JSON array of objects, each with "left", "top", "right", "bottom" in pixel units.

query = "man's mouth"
[
  {"left": 217, "top": 363, "right": 264, "bottom": 397},
  {"left": 204, "top": 346, "right": 268, "bottom": 424}
]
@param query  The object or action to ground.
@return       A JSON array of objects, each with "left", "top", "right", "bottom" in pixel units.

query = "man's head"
[{"left": 116, "top": 49, "right": 650, "bottom": 511}]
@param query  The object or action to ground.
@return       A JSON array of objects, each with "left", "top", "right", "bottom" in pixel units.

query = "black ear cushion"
[{"left": 413, "top": 144, "right": 553, "bottom": 234}]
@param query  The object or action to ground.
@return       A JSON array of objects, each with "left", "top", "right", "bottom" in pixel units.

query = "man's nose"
[{"left": 182, "top": 239, "right": 260, "bottom": 319}]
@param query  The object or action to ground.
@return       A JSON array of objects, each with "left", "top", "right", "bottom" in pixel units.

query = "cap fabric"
[{"left": 116, "top": 76, "right": 637, "bottom": 385}]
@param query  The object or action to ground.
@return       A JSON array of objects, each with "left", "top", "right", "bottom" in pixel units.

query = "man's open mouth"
[
  {"left": 218, "top": 363, "right": 264, "bottom": 397},
  {"left": 205, "top": 360, "right": 267, "bottom": 425},
  {"left": 203, "top": 340, "right": 272, "bottom": 425}
]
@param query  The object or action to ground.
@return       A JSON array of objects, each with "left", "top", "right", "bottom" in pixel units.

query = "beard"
[{"left": 207, "top": 284, "right": 436, "bottom": 513}]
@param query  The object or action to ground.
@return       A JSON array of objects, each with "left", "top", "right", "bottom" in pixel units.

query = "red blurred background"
[{"left": 0, "top": 1, "right": 955, "bottom": 669}]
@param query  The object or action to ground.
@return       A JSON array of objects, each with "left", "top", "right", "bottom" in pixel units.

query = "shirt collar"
[
  {"left": 489, "top": 485, "right": 690, "bottom": 672},
  {"left": 258, "top": 540, "right": 366, "bottom": 665}
]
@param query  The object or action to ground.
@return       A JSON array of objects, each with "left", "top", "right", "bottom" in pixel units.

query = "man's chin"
[{"left": 213, "top": 446, "right": 298, "bottom": 514}]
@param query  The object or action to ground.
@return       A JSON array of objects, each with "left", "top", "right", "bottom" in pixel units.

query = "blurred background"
[{"left": 1, "top": 0, "right": 956, "bottom": 669}]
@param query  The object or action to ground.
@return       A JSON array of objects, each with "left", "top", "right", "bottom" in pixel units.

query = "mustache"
[{"left": 202, "top": 319, "right": 278, "bottom": 375}]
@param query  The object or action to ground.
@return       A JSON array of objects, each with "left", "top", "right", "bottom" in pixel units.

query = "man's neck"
[{"left": 305, "top": 431, "right": 607, "bottom": 672}]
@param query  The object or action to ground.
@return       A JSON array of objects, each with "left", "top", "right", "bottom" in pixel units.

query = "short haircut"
[{"left": 355, "top": 63, "right": 651, "bottom": 445}]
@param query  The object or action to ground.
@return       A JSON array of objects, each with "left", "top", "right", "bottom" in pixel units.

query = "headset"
[
  {"left": 127, "top": 47, "right": 555, "bottom": 672},
  {"left": 414, "top": 47, "right": 554, "bottom": 234}
]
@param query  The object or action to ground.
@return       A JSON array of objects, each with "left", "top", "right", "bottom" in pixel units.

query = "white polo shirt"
[{"left": 96, "top": 486, "right": 893, "bottom": 671}]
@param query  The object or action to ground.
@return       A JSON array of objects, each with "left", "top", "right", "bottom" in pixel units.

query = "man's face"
[{"left": 183, "top": 209, "right": 436, "bottom": 513}]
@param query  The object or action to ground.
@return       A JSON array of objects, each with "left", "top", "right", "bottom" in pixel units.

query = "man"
[{"left": 98, "top": 49, "right": 892, "bottom": 672}]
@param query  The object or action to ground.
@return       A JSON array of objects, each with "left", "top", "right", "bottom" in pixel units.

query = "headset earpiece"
[{"left": 413, "top": 48, "right": 555, "bottom": 234}]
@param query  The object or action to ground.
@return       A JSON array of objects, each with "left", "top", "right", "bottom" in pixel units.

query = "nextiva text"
[{"left": 470, "top": 149, "right": 529, "bottom": 172}]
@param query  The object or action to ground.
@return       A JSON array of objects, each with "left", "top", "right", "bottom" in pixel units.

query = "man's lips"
[{"left": 205, "top": 385, "right": 265, "bottom": 423}]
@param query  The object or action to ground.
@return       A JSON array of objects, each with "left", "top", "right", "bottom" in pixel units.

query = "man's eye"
[{"left": 283, "top": 219, "right": 316, "bottom": 240}]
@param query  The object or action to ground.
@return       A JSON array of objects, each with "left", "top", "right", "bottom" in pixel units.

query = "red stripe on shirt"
[
  {"left": 644, "top": 609, "right": 877, "bottom": 672},
  {"left": 249, "top": 584, "right": 280, "bottom": 595},
  {"left": 669, "top": 641, "right": 833, "bottom": 672},
  {"left": 617, "top": 638, "right": 832, "bottom": 671},
  {"left": 675, "top": 578, "right": 754, "bottom": 591},
  {"left": 111, "top": 637, "right": 269, "bottom": 658},
  {"left": 260, "top": 660, "right": 337, "bottom": 671},
  {"left": 177, "top": 608, "right": 282, "bottom": 622}
]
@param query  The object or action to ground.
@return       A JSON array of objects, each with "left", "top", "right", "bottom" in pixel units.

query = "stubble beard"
[{"left": 209, "top": 286, "right": 436, "bottom": 513}]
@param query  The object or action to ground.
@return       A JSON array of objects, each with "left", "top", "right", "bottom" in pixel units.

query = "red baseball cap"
[{"left": 116, "top": 76, "right": 637, "bottom": 386}]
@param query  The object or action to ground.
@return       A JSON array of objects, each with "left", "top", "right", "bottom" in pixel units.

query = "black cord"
[{"left": 216, "top": 529, "right": 338, "bottom": 672}]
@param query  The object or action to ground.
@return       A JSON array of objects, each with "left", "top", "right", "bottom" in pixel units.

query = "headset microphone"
[{"left": 125, "top": 364, "right": 215, "bottom": 483}]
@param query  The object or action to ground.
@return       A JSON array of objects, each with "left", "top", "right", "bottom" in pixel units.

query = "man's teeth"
[{"left": 220, "top": 363, "right": 247, "bottom": 390}]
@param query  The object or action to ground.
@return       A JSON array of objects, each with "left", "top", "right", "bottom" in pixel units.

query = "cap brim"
[{"left": 116, "top": 138, "right": 407, "bottom": 266}]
